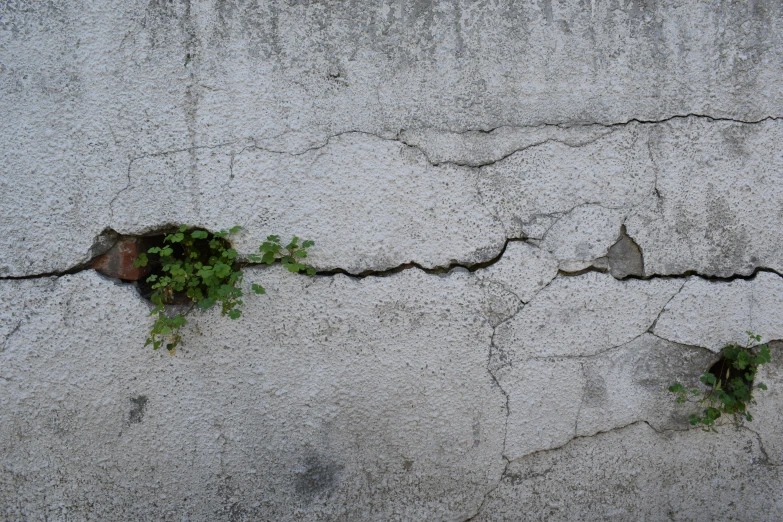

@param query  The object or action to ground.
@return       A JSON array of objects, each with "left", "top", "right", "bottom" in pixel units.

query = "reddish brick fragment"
[{"left": 92, "top": 238, "right": 150, "bottom": 281}]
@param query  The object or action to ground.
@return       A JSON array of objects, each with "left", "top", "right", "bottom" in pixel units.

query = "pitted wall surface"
[{"left": 1, "top": 1, "right": 783, "bottom": 520}]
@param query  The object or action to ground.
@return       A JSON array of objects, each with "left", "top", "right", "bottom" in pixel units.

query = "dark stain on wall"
[
  {"left": 295, "top": 454, "right": 343, "bottom": 500},
  {"left": 128, "top": 395, "right": 149, "bottom": 425}
]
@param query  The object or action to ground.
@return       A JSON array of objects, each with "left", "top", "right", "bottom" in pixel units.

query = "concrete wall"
[{"left": 1, "top": 1, "right": 782, "bottom": 520}]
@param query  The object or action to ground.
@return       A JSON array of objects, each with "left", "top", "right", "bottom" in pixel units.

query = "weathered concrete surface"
[
  {"left": 110, "top": 133, "right": 506, "bottom": 273},
  {"left": 625, "top": 118, "right": 783, "bottom": 277},
  {"left": 654, "top": 272, "right": 783, "bottom": 351},
  {"left": 474, "top": 422, "right": 783, "bottom": 522},
  {"left": 1, "top": 267, "right": 782, "bottom": 519},
  {"left": 3, "top": 0, "right": 783, "bottom": 519},
  {"left": 494, "top": 272, "right": 683, "bottom": 360},
  {"left": 576, "top": 334, "right": 715, "bottom": 436},
  {"left": 0, "top": 269, "right": 506, "bottom": 520},
  {"left": 3, "top": 2, "right": 783, "bottom": 276},
  {"left": 751, "top": 341, "right": 783, "bottom": 466},
  {"left": 473, "top": 241, "right": 558, "bottom": 304}
]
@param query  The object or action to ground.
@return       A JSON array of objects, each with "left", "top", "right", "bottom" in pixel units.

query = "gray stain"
[
  {"left": 295, "top": 454, "right": 343, "bottom": 499},
  {"left": 128, "top": 395, "right": 148, "bottom": 425}
]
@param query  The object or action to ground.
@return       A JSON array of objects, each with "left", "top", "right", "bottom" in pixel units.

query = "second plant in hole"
[
  {"left": 669, "top": 332, "right": 771, "bottom": 431},
  {"left": 134, "top": 225, "right": 315, "bottom": 352}
]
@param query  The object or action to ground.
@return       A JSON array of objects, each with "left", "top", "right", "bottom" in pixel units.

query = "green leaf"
[
  {"left": 758, "top": 382, "right": 768, "bottom": 391},
  {"left": 306, "top": 267, "right": 316, "bottom": 276},
  {"left": 198, "top": 297, "right": 216, "bottom": 310},
  {"left": 302, "top": 240, "right": 315, "bottom": 248},
  {"left": 191, "top": 230, "right": 209, "bottom": 239},
  {"left": 251, "top": 283, "right": 265, "bottom": 295},
  {"left": 134, "top": 252, "right": 148, "bottom": 268},
  {"left": 229, "top": 226, "right": 242, "bottom": 234},
  {"left": 668, "top": 383, "right": 685, "bottom": 394},
  {"left": 227, "top": 309, "right": 241, "bottom": 319}
]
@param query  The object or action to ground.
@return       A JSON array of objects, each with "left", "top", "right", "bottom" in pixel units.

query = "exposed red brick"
[{"left": 92, "top": 238, "right": 150, "bottom": 281}]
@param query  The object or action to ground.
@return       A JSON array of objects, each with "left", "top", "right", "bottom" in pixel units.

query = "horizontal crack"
[
  {"left": 434, "top": 113, "right": 783, "bottom": 136},
  {"left": 308, "top": 237, "right": 527, "bottom": 279},
  {"left": 558, "top": 264, "right": 783, "bottom": 283},
  {"left": 114, "top": 113, "right": 783, "bottom": 176}
]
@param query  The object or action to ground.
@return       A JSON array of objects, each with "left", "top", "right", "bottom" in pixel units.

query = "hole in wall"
[
  {"left": 707, "top": 355, "right": 755, "bottom": 390},
  {"left": 91, "top": 226, "right": 236, "bottom": 304}
]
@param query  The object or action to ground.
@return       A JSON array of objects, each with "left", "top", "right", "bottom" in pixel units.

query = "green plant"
[
  {"left": 669, "top": 332, "right": 771, "bottom": 431},
  {"left": 134, "top": 226, "right": 315, "bottom": 353}
]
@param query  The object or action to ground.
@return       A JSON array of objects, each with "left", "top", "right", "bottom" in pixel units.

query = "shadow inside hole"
[
  {"left": 707, "top": 355, "right": 754, "bottom": 390},
  {"left": 134, "top": 229, "right": 236, "bottom": 305}
]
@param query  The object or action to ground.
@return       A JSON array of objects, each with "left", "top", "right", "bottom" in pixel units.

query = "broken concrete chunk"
[
  {"left": 653, "top": 272, "right": 783, "bottom": 351},
  {"left": 494, "top": 272, "right": 683, "bottom": 359}
]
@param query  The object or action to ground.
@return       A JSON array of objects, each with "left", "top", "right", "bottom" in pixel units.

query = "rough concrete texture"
[
  {"left": 474, "top": 422, "right": 783, "bottom": 522},
  {"left": 1, "top": 269, "right": 506, "bottom": 520},
  {"left": 654, "top": 272, "right": 783, "bottom": 352},
  {"left": 2, "top": 0, "right": 783, "bottom": 519}
]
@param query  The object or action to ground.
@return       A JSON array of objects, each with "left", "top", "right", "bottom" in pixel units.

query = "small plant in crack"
[
  {"left": 134, "top": 225, "right": 315, "bottom": 353},
  {"left": 669, "top": 332, "right": 771, "bottom": 432}
]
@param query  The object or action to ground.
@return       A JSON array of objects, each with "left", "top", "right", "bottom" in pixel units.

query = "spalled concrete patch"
[
  {"left": 541, "top": 205, "right": 628, "bottom": 273},
  {"left": 607, "top": 226, "right": 645, "bottom": 279}
]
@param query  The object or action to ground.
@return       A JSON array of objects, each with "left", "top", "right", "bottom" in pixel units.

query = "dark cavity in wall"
[{"left": 708, "top": 355, "right": 754, "bottom": 390}]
